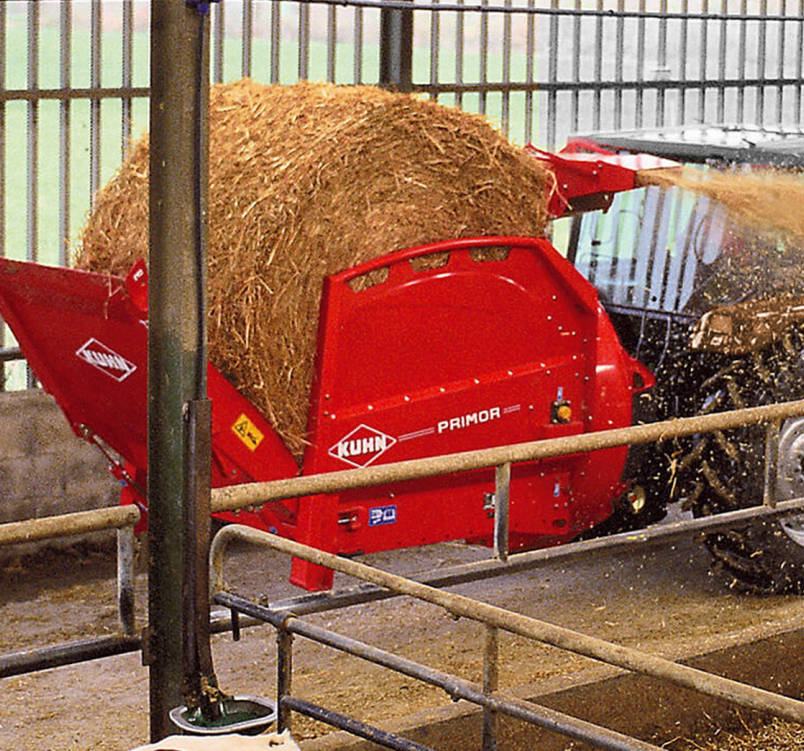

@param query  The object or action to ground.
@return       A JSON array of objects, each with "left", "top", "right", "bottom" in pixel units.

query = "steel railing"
[
  {"left": 3, "top": 397, "right": 804, "bottom": 678},
  {"left": 212, "top": 523, "right": 804, "bottom": 751}
]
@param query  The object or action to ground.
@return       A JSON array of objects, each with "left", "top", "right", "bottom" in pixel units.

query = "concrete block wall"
[{"left": 0, "top": 389, "right": 120, "bottom": 556}]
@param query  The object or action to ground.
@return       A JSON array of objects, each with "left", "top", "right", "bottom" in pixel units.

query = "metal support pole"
[
  {"left": 277, "top": 624, "right": 294, "bottom": 734},
  {"left": 493, "top": 463, "right": 510, "bottom": 562},
  {"left": 482, "top": 625, "right": 499, "bottom": 751},
  {"left": 147, "top": 1, "right": 210, "bottom": 740},
  {"left": 379, "top": 0, "right": 413, "bottom": 92},
  {"left": 181, "top": 399, "right": 217, "bottom": 716},
  {"left": 117, "top": 525, "right": 136, "bottom": 637}
]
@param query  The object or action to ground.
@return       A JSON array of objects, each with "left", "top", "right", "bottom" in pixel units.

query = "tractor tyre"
[{"left": 681, "top": 328, "right": 804, "bottom": 594}]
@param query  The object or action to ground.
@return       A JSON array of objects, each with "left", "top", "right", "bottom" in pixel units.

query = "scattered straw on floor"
[{"left": 74, "top": 80, "right": 552, "bottom": 460}]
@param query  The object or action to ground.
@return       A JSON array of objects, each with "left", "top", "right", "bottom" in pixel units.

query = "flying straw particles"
[{"left": 74, "top": 79, "right": 552, "bottom": 460}]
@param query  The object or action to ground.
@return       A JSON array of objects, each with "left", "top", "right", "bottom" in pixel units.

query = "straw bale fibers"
[{"left": 75, "top": 79, "right": 552, "bottom": 460}]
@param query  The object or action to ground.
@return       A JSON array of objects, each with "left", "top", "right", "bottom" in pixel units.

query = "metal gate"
[{"left": 2, "top": 1, "right": 802, "bottom": 274}]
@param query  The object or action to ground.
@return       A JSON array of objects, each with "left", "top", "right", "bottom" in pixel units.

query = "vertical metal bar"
[
  {"left": 636, "top": 0, "right": 646, "bottom": 127},
  {"left": 430, "top": 0, "right": 441, "bottom": 102},
  {"left": 524, "top": 0, "right": 535, "bottom": 142},
  {"left": 501, "top": 0, "right": 512, "bottom": 134},
  {"left": 764, "top": 420, "right": 781, "bottom": 509},
  {"left": 737, "top": 0, "right": 747, "bottom": 121},
  {"left": 327, "top": 4, "right": 337, "bottom": 83},
  {"left": 493, "top": 463, "right": 510, "bottom": 562},
  {"left": 148, "top": 1, "right": 211, "bottom": 740},
  {"left": 798, "top": 1, "right": 804, "bottom": 123},
  {"left": 481, "top": 624, "right": 500, "bottom": 751},
  {"left": 717, "top": 0, "right": 727, "bottom": 123},
  {"left": 26, "top": 1, "right": 39, "bottom": 391},
  {"left": 298, "top": 1, "right": 310, "bottom": 82},
  {"left": 679, "top": 0, "right": 689, "bottom": 124},
  {"left": 547, "top": 0, "right": 559, "bottom": 148},
  {"left": 379, "top": 0, "right": 413, "bottom": 92},
  {"left": 90, "top": 0, "right": 102, "bottom": 209},
  {"left": 614, "top": 0, "right": 624, "bottom": 130},
  {"left": 122, "top": 0, "right": 134, "bottom": 158},
  {"left": 117, "top": 525, "right": 137, "bottom": 637},
  {"left": 354, "top": 6, "right": 363, "bottom": 84},
  {"left": 59, "top": 0, "right": 72, "bottom": 268},
  {"left": 757, "top": 0, "right": 768, "bottom": 123},
  {"left": 593, "top": 0, "right": 603, "bottom": 131},
  {"left": 698, "top": 0, "right": 708, "bottom": 123},
  {"left": 777, "top": 10, "right": 786, "bottom": 124},
  {"left": 213, "top": 0, "right": 225, "bottom": 84},
  {"left": 657, "top": 0, "right": 668, "bottom": 125},
  {"left": 182, "top": 399, "right": 215, "bottom": 717},
  {"left": 455, "top": 0, "right": 465, "bottom": 110},
  {"left": 479, "top": 0, "right": 489, "bottom": 114},
  {"left": 270, "top": 1, "right": 280, "bottom": 84},
  {"left": 571, "top": 0, "right": 581, "bottom": 135},
  {"left": 27, "top": 0, "right": 39, "bottom": 264},
  {"left": 242, "top": 0, "right": 253, "bottom": 79},
  {"left": 277, "top": 626, "right": 294, "bottom": 733}
]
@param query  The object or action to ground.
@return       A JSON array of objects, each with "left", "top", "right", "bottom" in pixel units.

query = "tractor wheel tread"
[{"left": 676, "top": 330, "right": 804, "bottom": 595}]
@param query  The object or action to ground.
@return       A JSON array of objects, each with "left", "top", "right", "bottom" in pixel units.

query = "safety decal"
[
  {"left": 369, "top": 504, "right": 397, "bottom": 527},
  {"left": 328, "top": 424, "right": 397, "bottom": 468},
  {"left": 76, "top": 338, "right": 137, "bottom": 382},
  {"left": 232, "top": 413, "right": 265, "bottom": 452}
]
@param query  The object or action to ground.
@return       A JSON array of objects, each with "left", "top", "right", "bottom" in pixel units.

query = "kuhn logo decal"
[
  {"left": 329, "top": 424, "right": 397, "bottom": 468},
  {"left": 76, "top": 338, "right": 136, "bottom": 382}
]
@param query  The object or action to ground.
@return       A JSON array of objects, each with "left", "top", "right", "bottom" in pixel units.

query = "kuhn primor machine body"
[{"left": 0, "top": 147, "right": 676, "bottom": 590}]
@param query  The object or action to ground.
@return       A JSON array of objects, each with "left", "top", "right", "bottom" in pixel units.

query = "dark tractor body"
[{"left": 568, "top": 125, "right": 804, "bottom": 593}]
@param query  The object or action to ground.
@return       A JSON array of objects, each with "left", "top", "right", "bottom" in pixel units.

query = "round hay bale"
[{"left": 75, "top": 79, "right": 552, "bottom": 461}]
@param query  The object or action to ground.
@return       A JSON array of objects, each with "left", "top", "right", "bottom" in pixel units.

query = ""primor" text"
[{"left": 437, "top": 407, "right": 501, "bottom": 434}]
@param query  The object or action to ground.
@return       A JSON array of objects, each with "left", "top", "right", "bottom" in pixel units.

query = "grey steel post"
[
  {"left": 493, "top": 463, "right": 510, "bottom": 562},
  {"left": 277, "top": 624, "right": 294, "bottom": 733},
  {"left": 481, "top": 624, "right": 499, "bottom": 751},
  {"left": 117, "top": 525, "right": 137, "bottom": 637},
  {"left": 148, "top": 1, "right": 210, "bottom": 741},
  {"left": 379, "top": 0, "right": 413, "bottom": 92}
]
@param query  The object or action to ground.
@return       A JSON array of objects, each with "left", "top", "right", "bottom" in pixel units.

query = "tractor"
[{"left": 566, "top": 125, "right": 804, "bottom": 593}]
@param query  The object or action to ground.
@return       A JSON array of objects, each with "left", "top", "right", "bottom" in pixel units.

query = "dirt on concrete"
[{"left": 2, "top": 525, "right": 804, "bottom": 751}]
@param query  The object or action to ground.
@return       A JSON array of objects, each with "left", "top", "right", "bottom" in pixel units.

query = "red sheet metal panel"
[{"left": 292, "top": 237, "right": 652, "bottom": 589}]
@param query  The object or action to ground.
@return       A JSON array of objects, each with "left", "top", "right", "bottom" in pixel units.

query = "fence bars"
[
  {"left": 212, "top": 522, "right": 804, "bottom": 751},
  {"left": 1, "top": 2, "right": 804, "bottom": 317}
]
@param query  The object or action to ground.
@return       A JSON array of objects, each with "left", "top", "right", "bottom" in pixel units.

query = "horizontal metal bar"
[
  {"left": 412, "top": 78, "right": 804, "bottom": 96},
  {"left": 281, "top": 696, "right": 437, "bottom": 751},
  {"left": 0, "top": 635, "right": 141, "bottom": 679},
  {"left": 293, "top": 0, "right": 800, "bottom": 22},
  {"left": 0, "top": 609, "right": 259, "bottom": 680},
  {"left": 211, "top": 399, "right": 804, "bottom": 514},
  {"left": 250, "top": 497, "right": 804, "bottom": 618},
  {"left": 0, "top": 346, "right": 23, "bottom": 362},
  {"left": 2, "top": 79, "right": 794, "bottom": 111},
  {"left": 220, "top": 592, "right": 671, "bottom": 751},
  {"left": 0, "top": 87, "right": 150, "bottom": 103},
  {"left": 0, "top": 505, "right": 140, "bottom": 547},
  {"left": 602, "top": 304, "right": 697, "bottom": 326},
  {"left": 214, "top": 527, "right": 804, "bottom": 725}
]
